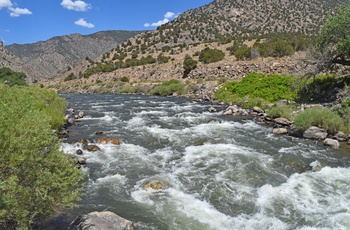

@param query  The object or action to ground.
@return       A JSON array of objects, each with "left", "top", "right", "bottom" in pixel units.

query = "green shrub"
[
  {"left": 64, "top": 73, "right": 77, "bottom": 82},
  {"left": 150, "top": 79, "right": 184, "bottom": 96},
  {"left": 297, "top": 75, "right": 350, "bottom": 103},
  {"left": 183, "top": 55, "right": 198, "bottom": 77},
  {"left": 0, "top": 84, "right": 84, "bottom": 229},
  {"left": 214, "top": 73, "right": 297, "bottom": 104},
  {"left": 0, "top": 67, "right": 27, "bottom": 86},
  {"left": 293, "top": 107, "right": 344, "bottom": 133},
  {"left": 198, "top": 47, "right": 225, "bottom": 64},
  {"left": 234, "top": 45, "right": 251, "bottom": 60},
  {"left": 120, "top": 76, "right": 129, "bottom": 83}
]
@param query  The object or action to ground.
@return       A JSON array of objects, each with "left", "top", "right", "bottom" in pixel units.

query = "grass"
[{"left": 293, "top": 106, "right": 344, "bottom": 134}]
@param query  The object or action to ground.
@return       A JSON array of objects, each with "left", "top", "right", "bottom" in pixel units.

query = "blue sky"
[{"left": 0, "top": 0, "right": 212, "bottom": 45}]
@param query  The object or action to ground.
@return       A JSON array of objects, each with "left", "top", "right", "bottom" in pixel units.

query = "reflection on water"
[{"left": 59, "top": 94, "right": 350, "bottom": 230}]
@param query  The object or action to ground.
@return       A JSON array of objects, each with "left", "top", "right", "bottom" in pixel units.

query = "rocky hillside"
[
  {"left": 134, "top": 0, "right": 346, "bottom": 48},
  {"left": 5, "top": 30, "right": 143, "bottom": 83},
  {"left": 0, "top": 40, "right": 24, "bottom": 73}
]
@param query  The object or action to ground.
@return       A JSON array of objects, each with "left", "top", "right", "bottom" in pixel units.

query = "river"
[{"left": 59, "top": 94, "right": 350, "bottom": 230}]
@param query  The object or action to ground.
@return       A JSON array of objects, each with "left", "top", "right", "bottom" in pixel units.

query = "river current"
[{"left": 60, "top": 94, "right": 350, "bottom": 230}]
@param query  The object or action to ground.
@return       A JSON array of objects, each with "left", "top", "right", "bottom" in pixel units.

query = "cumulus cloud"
[
  {"left": 0, "top": 0, "right": 12, "bottom": 9},
  {"left": 164, "top": 12, "right": 175, "bottom": 19},
  {"left": 144, "top": 11, "right": 178, "bottom": 28},
  {"left": 0, "top": 0, "right": 32, "bottom": 17},
  {"left": 75, "top": 18, "right": 95, "bottom": 28},
  {"left": 9, "top": 7, "right": 32, "bottom": 17},
  {"left": 61, "top": 0, "right": 91, "bottom": 12}
]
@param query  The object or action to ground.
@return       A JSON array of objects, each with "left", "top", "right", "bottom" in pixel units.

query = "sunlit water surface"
[{"left": 59, "top": 94, "right": 350, "bottom": 230}]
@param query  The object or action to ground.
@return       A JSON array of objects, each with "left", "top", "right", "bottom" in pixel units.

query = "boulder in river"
[
  {"left": 78, "top": 111, "right": 84, "bottom": 118},
  {"left": 97, "top": 137, "right": 121, "bottom": 145},
  {"left": 208, "top": 107, "right": 217, "bottom": 113},
  {"left": 323, "top": 138, "right": 340, "bottom": 149},
  {"left": 303, "top": 126, "right": 328, "bottom": 140},
  {"left": 334, "top": 131, "right": 348, "bottom": 142},
  {"left": 272, "top": 127, "right": 288, "bottom": 135},
  {"left": 76, "top": 149, "right": 83, "bottom": 155},
  {"left": 68, "top": 211, "right": 135, "bottom": 230},
  {"left": 85, "top": 145, "right": 101, "bottom": 152}
]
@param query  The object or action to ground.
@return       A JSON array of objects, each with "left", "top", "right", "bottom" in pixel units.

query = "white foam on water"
[
  {"left": 82, "top": 114, "right": 114, "bottom": 122},
  {"left": 138, "top": 110, "right": 168, "bottom": 116},
  {"left": 143, "top": 120, "right": 239, "bottom": 145},
  {"left": 167, "top": 188, "right": 235, "bottom": 229},
  {"left": 131, "top": 185, "right": 289, "bottom": 230},
  {"left": 89, "top": 173, "right": 128, "bottom": 195},
  {"left": 126, "top": 116, "right": 147, "bottom": 129},
  {"left": 60, "top": 142, "right": 78, "bottom": 154},
  {"left": 257, "top": 167, "right": 350, "bottom": 229}
]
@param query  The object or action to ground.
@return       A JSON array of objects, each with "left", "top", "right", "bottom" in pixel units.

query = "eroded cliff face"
[{"left": 0, "top": 40, "right": 24, "bottom": 75}]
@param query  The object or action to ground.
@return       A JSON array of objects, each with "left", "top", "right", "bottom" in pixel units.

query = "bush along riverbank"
[
  {"left": 213, "top": 73, "right": 350, "bottom": 150},
  {"left": 0, "top": 83, "right": 85, "bottom": 230}
]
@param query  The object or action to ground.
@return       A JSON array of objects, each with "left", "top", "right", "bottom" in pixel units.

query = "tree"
[
  {"left": 183, "top": 55, "right": 198, "bottom": 78},
  {"left": 317, "top": 2, "right": 350, "bottom": 69},
  {"left": 0, "top": 84, "right": 84, "bottom": 229}
]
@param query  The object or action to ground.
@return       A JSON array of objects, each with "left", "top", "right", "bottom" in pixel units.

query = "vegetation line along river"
[{"left": 61, "top": 94, "right": 350, "bottom": 230}]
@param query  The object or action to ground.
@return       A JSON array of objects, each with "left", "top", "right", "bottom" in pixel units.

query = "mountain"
[
  {"left": 134, "top": 0, "right": 345, "bottom": 48},
  {"left": 5, "top": 30, "right": 143, "bottom": 83}
]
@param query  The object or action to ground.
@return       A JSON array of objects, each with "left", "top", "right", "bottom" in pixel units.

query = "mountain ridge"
[{"left": 4, "top": 30, "right": 144, "bottom": 82}]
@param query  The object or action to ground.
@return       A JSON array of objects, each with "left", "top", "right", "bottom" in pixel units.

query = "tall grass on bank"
[
  {"left": 293, "top": 106, "right": 344, "bottom": 134},
  {"left": 150, "top": 79, "right": 184, "bottom": 96},
  {"left": 0, "top": 84, "right": 84, "bottom": 230}
]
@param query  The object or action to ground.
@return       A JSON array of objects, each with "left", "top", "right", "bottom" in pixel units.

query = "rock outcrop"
[{"left": 68, "top": 211, "right": 135, "bottom": 230}]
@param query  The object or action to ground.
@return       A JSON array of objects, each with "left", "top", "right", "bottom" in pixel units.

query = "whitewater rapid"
[{"left": 60, "top": 94, "right": 350, "bottom": 230}]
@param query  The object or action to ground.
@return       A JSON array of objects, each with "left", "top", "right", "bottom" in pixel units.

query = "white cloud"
[
  {"left": 164, "top": 12, "right": 175, "bottom": 19},
  {"left": 151, "top": 18, "right": 169, "bottom": 27},
  {"left": 0, "top": 0, "right": 12, "bottom": 9},
  {"left": 75, "top": 18, "right": 95, "bottom": 28},
  {"left": 9, "top": 7, "right": 32, "bottom": 17},
  {"left": 0, "top": 0, "right": 32, "bottom": 17},
  {"left": 61, "top": 0, "right": 91, "bottom": 12},
  {"left": 144, "top": 11, "right": 178, "bottom": 28}
]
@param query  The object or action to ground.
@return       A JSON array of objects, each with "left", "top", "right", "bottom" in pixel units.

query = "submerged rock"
[
  {"left": 68, "top": 211, "right": 135, "bottom": 230},
  {"left": 309, "top": 160, "right": 323, "bottom": 172},
  {"left": 143, "top": 180, "right": 167, "bottom": 190}
]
